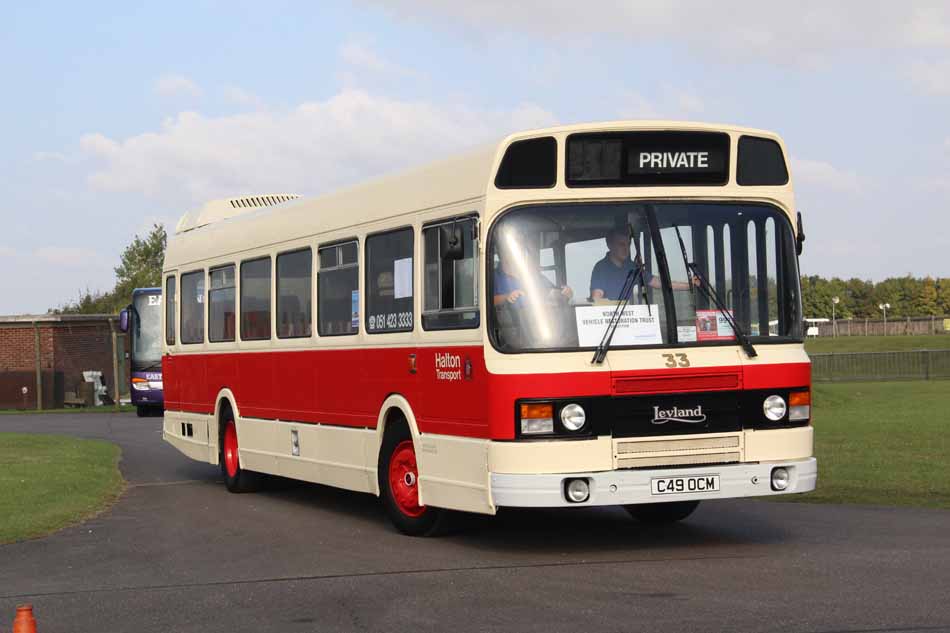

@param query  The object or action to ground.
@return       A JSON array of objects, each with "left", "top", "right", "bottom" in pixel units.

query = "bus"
[
  {"left": 120, "top": 287, "right": 164, "bottom": 417},
  {"left": 161, "top": 123, "right": 815, "bottom": 536}
]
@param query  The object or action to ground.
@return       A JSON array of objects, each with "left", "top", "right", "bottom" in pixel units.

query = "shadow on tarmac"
[{"left": 238, "top": 473, "right": 792, "bottom": 556}]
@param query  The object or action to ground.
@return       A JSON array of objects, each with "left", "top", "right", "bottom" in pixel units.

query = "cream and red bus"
[{"left": 161, "top": 121, "right": 815, "bottom": 536}]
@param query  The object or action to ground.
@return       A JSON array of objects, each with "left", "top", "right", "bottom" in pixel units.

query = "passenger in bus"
[
  {"left": 493, "top": 241, "right": 573, "bottom": 307},
  {"left": 590, "top": 227, "right": 698, "bottom": 301}
]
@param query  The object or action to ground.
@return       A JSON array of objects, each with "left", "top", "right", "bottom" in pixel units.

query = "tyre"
[
  {"left": 220, "top": 418, "right": 260, "bottom": 493},
  {"left": 377, "top": 422, "right": 449, "bottom": 536},
  {"left": 136, "top": 406, "right": 147, "bottom": 418},
  {"left": 625, "top": 500, "right": 700, "bottom": 524}
]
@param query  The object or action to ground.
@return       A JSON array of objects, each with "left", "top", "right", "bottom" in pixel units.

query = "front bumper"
[{"left": 491, "top": 457, "right": 816, "bottom": 508}]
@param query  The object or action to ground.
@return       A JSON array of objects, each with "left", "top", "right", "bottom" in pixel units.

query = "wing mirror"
[
  {"left": 440, "top": 224, "right": 465, "bottom": 261},
  {"left": 118, "top": 308, "right": 129, "bottom": 333},
  {"left": 796, "top": 212, "right": 806, "bottom": 255}
]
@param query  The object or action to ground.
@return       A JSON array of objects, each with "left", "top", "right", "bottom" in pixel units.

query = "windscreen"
[
  {"left": 488, "top": 202, "right": 802, "bottom": 353},
  {"left": 132, "top": 292, "right": 163, "bottom": 370}
]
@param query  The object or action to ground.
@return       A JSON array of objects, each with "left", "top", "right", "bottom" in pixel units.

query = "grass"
[
  {"left": 783, "top": 381, "right": 950, "bottom": 509},
  {"left": 805, "top": 334, "right": 950, "bottom": 354},
  {"left": 0, "top": 434, "right": 125, "bottom": 544},
  {"left": 0, "top": 405, "right": 136, "bottom": 415}
]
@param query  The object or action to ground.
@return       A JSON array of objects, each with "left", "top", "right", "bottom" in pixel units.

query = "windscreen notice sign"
[
  {"left": 575, "top": 304, "right": 662, "bottom": 347},
  {"left": 696, "top": 309, "right": 735, "bottom": 341}
]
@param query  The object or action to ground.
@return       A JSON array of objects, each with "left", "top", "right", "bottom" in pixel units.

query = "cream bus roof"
[
  {"left": 175, "top": 194, "right": 302, "bottom": 234},
  {"left": 165, "top": 120, "right": 790, "bottom": 269}
]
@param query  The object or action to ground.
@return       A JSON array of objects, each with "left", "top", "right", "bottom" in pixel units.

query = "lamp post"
[
  {"left": 879, "top": 302, "right": 890, "bottom": 335},
  {"left": 832, "top": 296, "right": 840, "bottom": 337}
]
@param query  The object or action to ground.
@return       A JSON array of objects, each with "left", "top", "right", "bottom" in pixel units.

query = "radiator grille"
[{"left": 614, "top": 434, "right": 741, "bottom": 469}]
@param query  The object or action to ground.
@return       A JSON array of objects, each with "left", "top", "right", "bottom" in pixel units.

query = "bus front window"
[
  {"left": 488, "top": 202, "right": 802, "bottom": 353},
  {"left": 132, "top": 293, "right": 163, "bottom": 371}
]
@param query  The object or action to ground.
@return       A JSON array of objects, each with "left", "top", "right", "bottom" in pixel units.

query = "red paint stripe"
[{"left": 164, "top": 347, "right": 809, "bottom": 441}]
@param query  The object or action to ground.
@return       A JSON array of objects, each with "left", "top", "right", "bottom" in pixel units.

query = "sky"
[{"left": 1, "top": 1, "right": 949, "bottom": 314}]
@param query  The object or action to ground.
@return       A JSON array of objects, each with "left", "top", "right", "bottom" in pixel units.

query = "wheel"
[
  {"left": 220, "top": 418, "right": 260, "bottom": 493},
  {"left": 378, "top": 423, "right": 449, "bottom": 536},
  {"left": 625, "top": 500, "right": 700, "bottom": 524},
  {"left": 136, "top": 406, "right": 147, "bottom": 418}
]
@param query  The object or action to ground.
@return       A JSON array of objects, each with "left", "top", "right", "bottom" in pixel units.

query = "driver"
[
  {"left": 590, "top": 227, "right": 697, "bottom": 300},
  {"left": 493, "top": 239, "right": 573, "bottom": 306}
]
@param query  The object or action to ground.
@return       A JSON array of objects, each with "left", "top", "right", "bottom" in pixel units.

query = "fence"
[
  {"left": 0, "top": 314, "right": 128, "bottom": 410},
  {"left": 818, "top": 315, "right": 950, "bottom": 337},
  {"left": 810, "top": 349, "right": 950, "bottom": 382}
]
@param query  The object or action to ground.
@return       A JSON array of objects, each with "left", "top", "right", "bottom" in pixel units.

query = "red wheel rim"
[
  {"left": 388, "top": 440, "right": 425, "bottom": 518},
  {"left": 223, "top": 421, "right": 239, "bottom": 478}
]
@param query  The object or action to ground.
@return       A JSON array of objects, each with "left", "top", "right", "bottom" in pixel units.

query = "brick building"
[{"left": 0, "top": 314, "right": 127, "bottom": 410}]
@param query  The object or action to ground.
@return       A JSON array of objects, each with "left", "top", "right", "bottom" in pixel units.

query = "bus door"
[
  {"left": 415, "top": 217, "right": 488, "bottom": 436},
  {"left": 162, "top": 274, "right": 179, "bottom": 410}
]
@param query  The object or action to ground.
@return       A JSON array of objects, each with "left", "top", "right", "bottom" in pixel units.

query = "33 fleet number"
[{"left": 662, "top": 353, "right": 690, "bottom": 368}]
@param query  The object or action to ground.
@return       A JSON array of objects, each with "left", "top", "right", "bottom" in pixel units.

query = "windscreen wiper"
[
  {"left": 592, "top": 226, "right": 648, "bottom": 364},
  {"left": 673, "top": 226, "right": 757, "bottom": 358}
]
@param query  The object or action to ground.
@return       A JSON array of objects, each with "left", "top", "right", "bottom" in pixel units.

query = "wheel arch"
[
  {"left": 211, "top": 388, "right": 240, "bottom": 466},
  {"left": 374, "top": 393, "right": 420, "bottom": 446},
  {"left": 371, "top": 394, "right": 421, "bottom": 495}
]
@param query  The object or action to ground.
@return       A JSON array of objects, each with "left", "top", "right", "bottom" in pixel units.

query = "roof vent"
[{"left": 175, "top": 194, "right": 301, "bottom": 233}]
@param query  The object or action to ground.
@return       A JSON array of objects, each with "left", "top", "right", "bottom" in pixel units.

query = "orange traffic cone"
[{"left": 12, "top": 604, "right": 37, "bottom": 633}]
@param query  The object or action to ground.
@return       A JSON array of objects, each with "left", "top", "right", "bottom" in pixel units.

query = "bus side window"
[
  {"left": 179, "top": 271, "right": 205, "bottom": 344},
  {"left": 366, "top": 228, "right": 413, "bottom": 334},
  {"left": 241, "top": 257, "right": 272, "bottom": 340},
  {"left": 422, "top": 217, "right": 479, "bottom": 330},
  {"left": 277, "top": 248, "right": 312, "bottom": 339},
  {"left": 165, "top": 275, "right": 176, "bottom": 345},
  {"left": 318, "top": 240, "right": 359, "bottom": 336},
  {"left": 208, "top": 265, "right": 236, "bottom": 342}
]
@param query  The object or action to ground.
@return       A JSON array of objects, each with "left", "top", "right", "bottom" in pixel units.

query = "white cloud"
[
  {"left": 905, "top": 5, "right": 950, "bottom": 47},
  {"left": 153, "top": 74, "right": 202, "bottom": 98},
  {"left": 33, "top": 246, "right": 106, "bottom": 267},
  {"left": 223, "top": 86, "right": 264, "bottom": 109},
  {"left": 79, "top": 89, "right": 557, "bottom": 208},
  {"left": 361, "top": 1, "right": 950, "bottom": 66},
  {"left": 791, "top": 158, "right": 864, "bottom": 194},
  {"left": 340, "top": 41, "right": 419, "bottom": 78},
  {"left": 908, "top": 59, "right": 950, "bottom": 95},
  {"left": 615, "top": 87, "right": 705, "bottom": 120},
  {"left": 930, "top": 175, "right": 950, "bottom": 193}
]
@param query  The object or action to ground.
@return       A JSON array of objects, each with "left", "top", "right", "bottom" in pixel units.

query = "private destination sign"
[{"left": 567, "top": 131, "right": 730, "bottom": 186}]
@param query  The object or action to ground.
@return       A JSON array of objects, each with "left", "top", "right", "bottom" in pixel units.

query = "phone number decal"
[{"left": 368, "top": 311, "right": 412, "bottom": 331}]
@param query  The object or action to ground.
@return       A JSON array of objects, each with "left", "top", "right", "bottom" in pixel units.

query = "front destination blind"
[{"left": 567, "top": 131, "right": 730, "bottom": 187}]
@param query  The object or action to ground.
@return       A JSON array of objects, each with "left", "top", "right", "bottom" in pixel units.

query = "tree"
[
  {"left": 112, "top": 224, "right": 167, "bottom": 304},
  {"left": 53, "top": 224, "right": 166, "bottom": 314},
  {"left": 937, "top": 278, "right": 950, "bottom": 315},
  {"left": 918, "top": 277, "right": 939, "bottom": 316}
]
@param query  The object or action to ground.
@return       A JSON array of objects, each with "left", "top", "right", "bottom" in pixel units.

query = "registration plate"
[{"left": 650, "top": 474, "right": 720, "bottom": 496}]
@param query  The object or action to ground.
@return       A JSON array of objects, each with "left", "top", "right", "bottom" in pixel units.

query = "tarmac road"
[{"left": 1, "top": 412, "right": 948, "bottom": 633}]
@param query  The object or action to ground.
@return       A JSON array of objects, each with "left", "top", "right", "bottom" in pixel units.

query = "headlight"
[
  {"left": 763, "top": 395, "right": 787, "bottom": 421},
  {"left": 565, "top": 478, "right": 590, "bottom": 503},
  {"left": 132, "top": 381, "right": 149, "bottom": 391},
  {"left": 771, "top": 467, "right": 790, "bottom": 491},
  {"left": 560, "top": 403, "right": 586, "bottom": 431}
]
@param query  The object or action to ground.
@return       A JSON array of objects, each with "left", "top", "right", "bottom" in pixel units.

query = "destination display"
[{"left": 567, "top": 131, "right": 730, "bottom": 186}]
